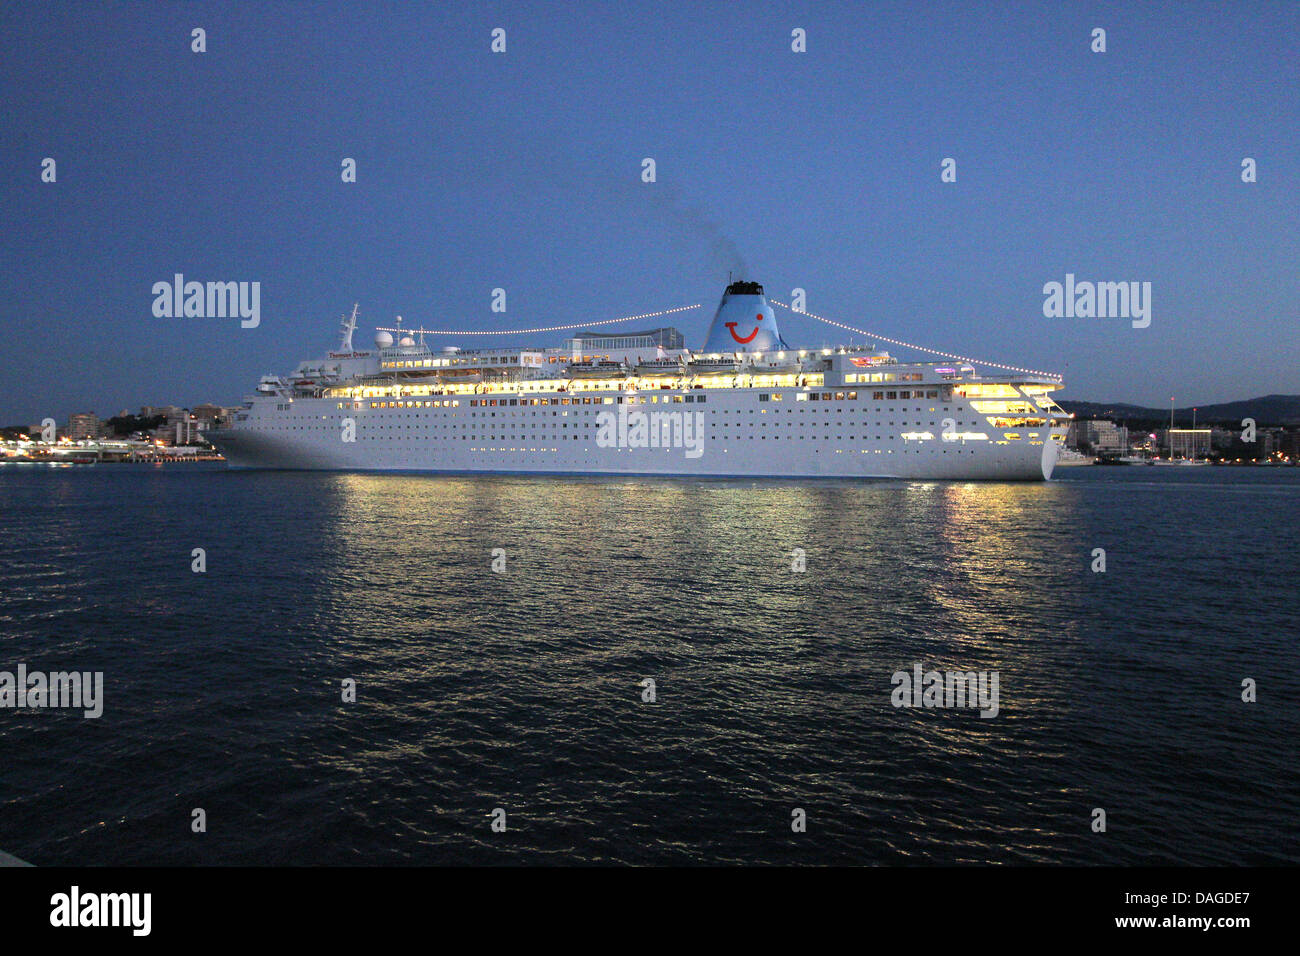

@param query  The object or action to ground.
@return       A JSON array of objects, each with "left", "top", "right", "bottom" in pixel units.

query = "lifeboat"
[
  {"left": 634, "top": 357, "right": 686, "bottom": 378},
  {"left": 746, "top": 360, "right": 803, "bottom": 376},
  {"left": 686, "top": 357, "right": 741, "bottom": 375},
  {"left": 568, "top": 360, "right": 630, "bottom": 379}
]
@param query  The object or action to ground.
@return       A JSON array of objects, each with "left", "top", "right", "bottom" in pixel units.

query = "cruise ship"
[{"left": 204, "top": 281, "right": 1071, "bottom": 480}]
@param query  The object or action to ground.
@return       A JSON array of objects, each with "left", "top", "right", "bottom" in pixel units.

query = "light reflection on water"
[{"left": 0, "top": 465, "right": 1296, "bottom": 865}]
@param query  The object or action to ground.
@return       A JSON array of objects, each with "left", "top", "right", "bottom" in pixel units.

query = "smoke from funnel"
[{"left": 637, "top": 185, "right": 748, "bottom": 277}]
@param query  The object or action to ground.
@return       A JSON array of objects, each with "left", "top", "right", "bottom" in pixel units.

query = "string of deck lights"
[
  {"left": 376, "top": 303, "right": 702, "bottom": 336},
  {"left": 769, "top": 299, "right": 1063, "bottom": 379},
  {"left": 374, "top": 296, "right": 1059, "bottom": 378}
]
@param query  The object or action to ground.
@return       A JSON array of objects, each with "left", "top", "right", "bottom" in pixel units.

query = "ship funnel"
[{"left": 701, "top": 280, "right": 787, "bottom": 352}]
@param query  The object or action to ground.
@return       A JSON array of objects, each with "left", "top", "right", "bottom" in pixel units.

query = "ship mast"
[
  {"left": 1169, "top": 396, "right": 1175, "bottom": 459},
  {"left": 339, "top": 303, "right": 359, "bottom": 352}
]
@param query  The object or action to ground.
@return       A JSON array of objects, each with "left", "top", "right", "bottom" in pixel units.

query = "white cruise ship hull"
[{"left": 206, "top": 389, "right": 1062, "bottom": 481}]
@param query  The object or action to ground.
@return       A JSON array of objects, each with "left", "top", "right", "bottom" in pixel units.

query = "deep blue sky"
[{"left": 1, "top": 1, "right": 1296, "bottom": 423}]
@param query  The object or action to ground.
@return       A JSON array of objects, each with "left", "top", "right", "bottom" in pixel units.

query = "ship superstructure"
[{"left": 205, "top": 281, "right": 1071, "bottom": 480}]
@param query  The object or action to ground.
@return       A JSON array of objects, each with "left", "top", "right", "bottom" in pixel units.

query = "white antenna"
[{"left": 339, "top": 303, "right": 359, "bottom": 352}]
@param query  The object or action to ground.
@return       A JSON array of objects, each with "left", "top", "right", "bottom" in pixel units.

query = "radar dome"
[
  {"left": 399, "top": 335, "right": 415, "bottom": 347},
  {"left": 374, "top": 331, "right": 394, "bottom": 348}
]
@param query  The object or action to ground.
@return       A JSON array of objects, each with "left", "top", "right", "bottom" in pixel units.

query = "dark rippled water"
[{"left": 1, "top": 463, "right": 1296, "bottom": 865}]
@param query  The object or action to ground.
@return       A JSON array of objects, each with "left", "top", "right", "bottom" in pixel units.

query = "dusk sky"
[{"left": 1, "top": 1, "right": 1296, "bottom": 425}]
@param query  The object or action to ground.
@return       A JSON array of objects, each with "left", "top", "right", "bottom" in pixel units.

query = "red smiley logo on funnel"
[{"left": 725, "top": 313, "right": 764, "bottom": 344}]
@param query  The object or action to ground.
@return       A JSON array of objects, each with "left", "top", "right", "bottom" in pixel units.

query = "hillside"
[{"left": 1055, "top": 395, "right": 1300, "bottom": 427}]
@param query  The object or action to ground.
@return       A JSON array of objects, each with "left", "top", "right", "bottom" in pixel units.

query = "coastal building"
[
  {"left": 1131, "top": 431, "right": 1158, "bottom": 455},
  {"left": 1167, "top": 428, "right": 1211, "bottom": 459},
  {"left": 140, "top": 405, "right": 184, "bottom": 421},
  {"left": 1081, "top": 420, "right": 1128, "bottom": 454},
  {"left": 67, "top": 412, "right": 101, "bottom": 441},
  {"left": 1259, "top": 428, "right": 1283, "bottom": 458},
  {"left": 1210, "top": 426, "right": 1236, "bottom": 450},
  {"left": 190, "top": 403, "right": 229, "bottom": 424},
  {"left": 155, "top": 415, "right": 203, "bottom": 446}
]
